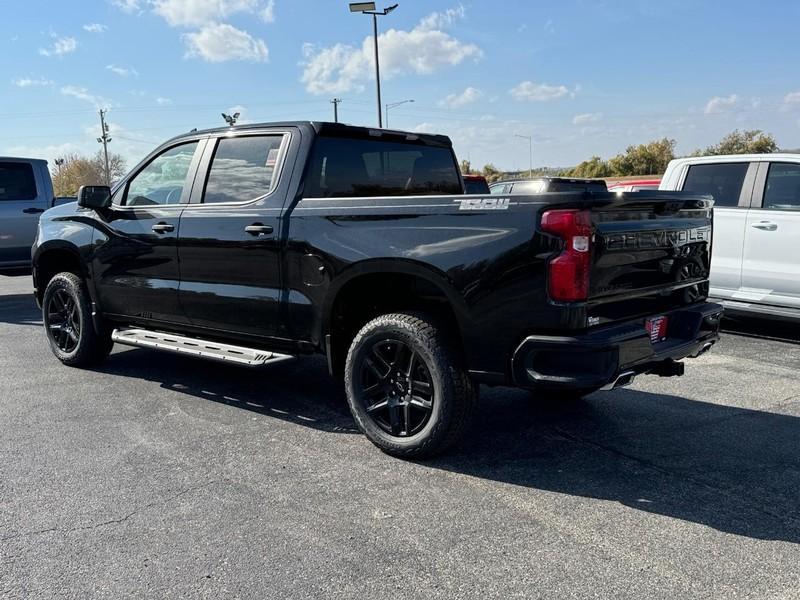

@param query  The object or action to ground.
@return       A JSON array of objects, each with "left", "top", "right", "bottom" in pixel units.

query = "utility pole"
[
  {"left": 331, "top": 98, "right": 342, "bottom": 123},
  {"left": 97, "top": 109, "right": 111, "bottom": 186}
]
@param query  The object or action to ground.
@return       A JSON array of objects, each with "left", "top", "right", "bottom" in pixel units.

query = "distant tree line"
[
  {"left": 464, "top": 129, "right": 779, "bottom": 182},
  {"left": 51, "top": 151, "right": 127, "bottom": 197}
]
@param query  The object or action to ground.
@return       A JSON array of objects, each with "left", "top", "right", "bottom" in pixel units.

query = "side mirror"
[{"left": 77, "top": 185, "right": 111, "bottom": 209}]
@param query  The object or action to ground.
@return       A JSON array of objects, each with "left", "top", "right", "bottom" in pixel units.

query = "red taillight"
[{"left": 540, "top": 209, "right": 592, "bottom": 302}]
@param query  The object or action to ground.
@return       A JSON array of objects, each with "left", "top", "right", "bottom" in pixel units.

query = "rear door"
[
  {"left": 679, "top": 161, "right": 755, "bottom": 298},
  {"left": 740, "top": 161, "right": 800, "bottom": 309},
  {"left": 177, "top": 131, "right": 291, "bottom": 339},
  {"left": 0, "top": 160, "right": 49, "bottom": 266}
]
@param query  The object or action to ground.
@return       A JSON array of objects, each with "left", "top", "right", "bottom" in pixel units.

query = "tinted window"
[
  {"left": 683, "top": 163, "right": 748, "bottom": 208},
  {"left": 763, "top": 163, "right": 800, "bottom": 211},
  {"left": 511, "top": 180, "right": 545, "bottom": 194},
  {"left": 303, "top": 136, "right": 461, "bottom": 197},
  {"left": 463, "top": 178, "right": 490, "bottom": 194},
  {"left": 0, "top": 162, "right": 37, "bottom": 201},
  {"left": 544, "top": 180, "right": 607, "bottom": 193},
  {"left": 124, "top": 142, "right": 198, "bottom": 206},
  {"left": 204, "top": 136, "right": 284, "bottom": 204}
]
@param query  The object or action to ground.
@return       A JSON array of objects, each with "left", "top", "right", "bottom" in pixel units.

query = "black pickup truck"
[{"left": 32, "top": 121, "right": 722, "bottom": 457}]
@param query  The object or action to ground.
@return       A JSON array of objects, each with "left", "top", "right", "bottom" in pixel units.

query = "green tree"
[
  {"left": 459, "top": 158, "right": 472, "bottom": 174},
  {"left": 696, "top": 129, "right": 777, "bottom": 156},
  {"left": 481, "top": 163, "right": 502, "bottom": 182},
  {"left": 607, "top": 138, "right": 676, "bottom": 176},
  {"left": 565, "top": 156, "right": 611, "bottom": 178}
]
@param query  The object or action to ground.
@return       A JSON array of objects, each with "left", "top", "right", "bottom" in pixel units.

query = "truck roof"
[
  {"left": 667, "top": 153, "right": 800, "bottom": 166},
  {"left": 0, "top": 156, "right": 48, "bottom": 165},
  {"left": 168, "top": 121, "right": 453, "bottom": 148}
]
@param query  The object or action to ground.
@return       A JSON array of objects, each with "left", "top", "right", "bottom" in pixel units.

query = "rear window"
[
  {"left": 548, "top": 181, "right": 607, "bottom": 193},
  {"left": 683, "top": 163, "right": 748, "bottom": 208},
  {"left": 0, "top": 162, "right": 37, "bottom": 201},
  {"left": 303, "top": 136, "right": 461, "bottom": 198},
  {"left": 463, "top": 178, "right": 490, "bottom": 194},
  {"left": 511, "top": 181, "right": 545, "bottom": 194}
]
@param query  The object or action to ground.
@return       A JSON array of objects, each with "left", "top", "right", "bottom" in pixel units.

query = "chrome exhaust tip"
[{"left": 600, "top": 370, "right": 636, "bottom": 391}]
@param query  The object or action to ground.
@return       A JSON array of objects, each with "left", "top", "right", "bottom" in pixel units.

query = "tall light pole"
[
  {"left": 385, "top": 99, "right": 413, "bottom": 128},
  {"left": 349, "top": 2, "right": 398, "bottom": 128},
  {"left": 515, "top": 134, "right": 532, "bottom": 178},
  {"left": 331, "top": 98, "right": 342, "bottom": 123}
]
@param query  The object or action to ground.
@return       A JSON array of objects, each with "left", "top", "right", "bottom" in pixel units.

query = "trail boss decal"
[{"left": 455, "top": 197, "right": 511, "bottom": 211}]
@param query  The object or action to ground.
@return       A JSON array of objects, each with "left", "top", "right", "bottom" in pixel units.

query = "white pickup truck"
[
  {"left": 0, "top": 157, "right": 57, "bottom": 268},
  {"left": 660, "top": 154, "right": 800, "bottom": 321}
]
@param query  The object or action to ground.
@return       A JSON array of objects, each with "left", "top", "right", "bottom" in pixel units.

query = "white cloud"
[
  {"left": 60, "top": 85, "right": 111, "bottom": 109},
  {"left": 83, "top": 23, "right": 108, "bottom": 33},
  {"left": 152, "top": 0, "right": 259, "bottom": 26},
  {"left": 106, "top": 64, "right": 139, "bottom": 77},
  {"left": 261, "top": 0, "right": 275, "bottom": 23},
  {"left": 704, "top": 94, "right": 739, "bottom": 115},
  {"left": 439, "top": 86, "right": 482, "bottom": 108},
  {"left": 510, "top": 81, "right": 569, "bottom": 102},
  {"left": 12, "top": 77, "right": 54, "bottom": 87},
  {"left": 783, "top": 91, "right": 800, "bottom": 109},
  {"left": 39, "top": 36, "right": 77, "bottom": 57},
  {"left": 301, "top": 6, "right": 481, "bottom": 95},
  {"left": 572, "top": 112, "right": 602, "bottom": 125},
  {"left": 183, "top": 23, "right": 268, "bottom": 62},
  {"left": 412, "top": 122, "right": 437, "bottom": 134},
  {"left": 156, "top": 96, "right": 173, "bottom": 105},
  {"left": 112, "top": 0, "right": 142, "bottom": 13}
]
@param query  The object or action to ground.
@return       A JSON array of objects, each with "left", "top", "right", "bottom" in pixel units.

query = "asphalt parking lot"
[{"left": 1, "top": 270, "right": 799, "bottom": 599}]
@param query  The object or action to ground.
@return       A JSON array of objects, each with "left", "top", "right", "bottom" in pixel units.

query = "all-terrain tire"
[
  {"left": 42, "top": 272, "right": 113, "bottom": 367},
  {"left": 344, "top": 312, "right": 476, "bottom": 458}
]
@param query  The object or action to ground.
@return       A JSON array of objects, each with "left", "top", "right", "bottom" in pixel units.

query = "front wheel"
[
  {"left": 42, "top": 272, "right": 113, "bottom": 367},
  {"left": 344, "top": 312, "right": 475, "bottom": 458}
]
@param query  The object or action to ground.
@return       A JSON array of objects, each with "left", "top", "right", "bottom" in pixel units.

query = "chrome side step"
[{"left": 111, "top": 328, "right": 295, "bottom": 367}]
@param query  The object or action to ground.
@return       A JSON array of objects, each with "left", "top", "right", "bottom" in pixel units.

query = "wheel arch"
[{"left": 322, "top": 259, "right": 471, "bottom": 377}]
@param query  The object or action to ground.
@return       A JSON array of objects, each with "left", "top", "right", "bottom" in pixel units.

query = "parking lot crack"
[{"left": 0, "top": 479, "right": 221, "bottom": 542}]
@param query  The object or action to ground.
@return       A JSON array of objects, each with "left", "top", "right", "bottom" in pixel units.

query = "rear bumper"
[{"left": 511, "top": 302, "right": 723, "bottom": 391}]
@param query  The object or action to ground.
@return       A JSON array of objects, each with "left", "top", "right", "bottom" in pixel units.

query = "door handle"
[
  {"left": 151, "top": 222, "right": 175, "bottom": 233},
  {"left": 244, "top": 223, "right": 274, "bottom": 236},
  {"left": 751, "top": 221, "right": 777, "bottom": 231},
  {"left": 23, "top": 207, "right": 45, "bottom": 214}
]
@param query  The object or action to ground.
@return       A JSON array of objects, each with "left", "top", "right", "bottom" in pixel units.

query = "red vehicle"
[
  {"left": 607, "top": 179, "right": 661, "bottom": 192},
  {"left": 462, "top": 174, "right": 490, "bottom": 194}
]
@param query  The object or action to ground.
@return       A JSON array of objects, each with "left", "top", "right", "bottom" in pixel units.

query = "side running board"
[{"left": 111, "top": 328, "right": 295, "bottom": 367}]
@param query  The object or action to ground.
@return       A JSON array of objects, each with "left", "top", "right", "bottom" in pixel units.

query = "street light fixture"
[
  {"left": 385, "top": 99, "right": 414, "bottom": 128},
  {"left": 349, "top": 2, "right": 399, "bottom": 128},
  {"left": 515, "top": 134, "right": 533, "bottom": 178}
]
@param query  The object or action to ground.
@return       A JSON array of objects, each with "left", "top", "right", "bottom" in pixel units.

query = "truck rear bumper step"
[{"left": 111, "top": 328, "right": 295, "bottom": 367}]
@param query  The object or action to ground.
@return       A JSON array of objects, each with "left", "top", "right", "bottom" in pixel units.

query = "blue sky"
[{"left": 2, "top": 0, "right": 799, "bottom": 171}]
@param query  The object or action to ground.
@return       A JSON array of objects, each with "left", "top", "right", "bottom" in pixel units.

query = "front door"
[
  {"left": 680, "top": 161, "right": 754, "bottom": 299},
  {"left": 177, "top": 132, "right": 289, "bottom": 340},
  {"left": 92, "top": 140, "right": 204, "bottom": 323},
  {"left": 741, "top": 161, "right": 800, "bottom": 309},
  {"left": 0, "top": 160, "right": 49, "bottom": 266}
]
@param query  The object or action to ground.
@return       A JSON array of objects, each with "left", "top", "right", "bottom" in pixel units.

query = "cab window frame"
[{"left": 113, "top": 138, "right": 206, "bottom": 210}]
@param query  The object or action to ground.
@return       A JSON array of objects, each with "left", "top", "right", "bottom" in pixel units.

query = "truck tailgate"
[{"left": 589, "top": 192, "right": 713, "bottom": 322}]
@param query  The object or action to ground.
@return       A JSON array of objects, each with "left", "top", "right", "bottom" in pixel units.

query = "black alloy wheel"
[
  {"left": 355, "top": 339, "right": 435, "bottom": 437},
  {"left": 46, "top": 288, "right": 82, "bottom": 353}
]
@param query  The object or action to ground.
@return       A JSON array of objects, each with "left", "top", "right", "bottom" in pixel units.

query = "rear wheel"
[
  {"left": 344, "top": 312, "right": 475, "bottom": 458},
  {"left": 42, "top": 272, "right": 113, "bottom": 367}
]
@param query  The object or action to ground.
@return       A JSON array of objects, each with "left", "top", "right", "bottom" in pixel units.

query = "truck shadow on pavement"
[
  {"left": 0, "top": 293, "right": 42, "bottom": 326},
  {"left": 432, "top": 387, "right": 800, "bottom": 544},
  {"left": 98, "top": 345, "right": 800, "bottom": 544}
]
